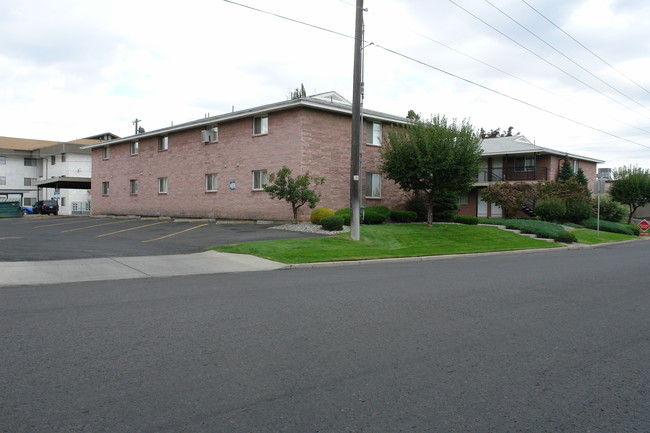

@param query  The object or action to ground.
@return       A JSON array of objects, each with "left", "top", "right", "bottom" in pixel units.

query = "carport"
[{"left": 36, "top": 176, "right": 92, "bottom": 214}]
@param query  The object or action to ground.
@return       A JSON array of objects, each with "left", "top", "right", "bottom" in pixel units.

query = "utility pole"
[
  {"left": 350, "top": 0, "right": 364, "bottom": 241},
  {"left": 132, "top": 118, "right": 141, "bottom": 135}
]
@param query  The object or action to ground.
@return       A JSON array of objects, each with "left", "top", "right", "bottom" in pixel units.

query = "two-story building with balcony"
[{"left": 459, "top": 135, "right": 604, "bottom": 218}]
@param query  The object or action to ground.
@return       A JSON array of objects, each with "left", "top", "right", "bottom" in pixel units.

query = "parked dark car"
[{"left": 33, "top": 200, "right": 59, "bottom": 215}]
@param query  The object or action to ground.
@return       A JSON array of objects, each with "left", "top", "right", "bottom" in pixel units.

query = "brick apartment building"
[
  {"left": 84, "top": 92, "right": 410, "bottom": 221},
  {"left": 84, "top": 92, "right": 603, "bottom": 221}
]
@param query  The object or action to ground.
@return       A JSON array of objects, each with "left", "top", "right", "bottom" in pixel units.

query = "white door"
[{"left": 477, "top": 195, "right": 488, "bottom": 217}]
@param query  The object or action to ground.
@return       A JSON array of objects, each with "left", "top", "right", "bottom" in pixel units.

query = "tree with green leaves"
[
  {"left": 290, "top": 83, "right": 307, "bottom": 100},
  {"left": 381, "top": 115, "right": 482, "bottom": 225},
  {"left": 558, "top": 158, "right": 574, "bottom": 182},
  {"left": 480, "top": 182, "right": 538, "bottom": 219},
  {"left": 264, "top": 166, "right": 324, "bottom": 223},
  {"left": 406, "top": 110, "right": 421, "bottom": 122},
  {"left": 574, "top": 168, "right": 589, "bottom": 187},
  {"left": 609, "top": 165, "right": 650, "bottom": 223}
]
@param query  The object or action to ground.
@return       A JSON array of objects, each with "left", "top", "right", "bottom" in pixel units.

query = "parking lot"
[{"left": 0, "top": 215, "right": 324, "bottom": 261}]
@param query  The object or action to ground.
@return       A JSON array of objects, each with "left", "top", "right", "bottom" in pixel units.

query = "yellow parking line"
[
  {"left": 142, "top": 223, "right": 208, "bottom": 243},
  {"left": 62, "top": 220, "right": 132, "bottom": 232},
  {"left": 34, "top": 219, "right": 93, "bottom": 228},
  {"left": 96, "top": 221, "right": 168, "bottom": 238}
]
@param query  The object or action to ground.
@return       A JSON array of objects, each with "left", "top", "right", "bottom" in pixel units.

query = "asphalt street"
[{"left": 1, "top": 240, "right": 649, "bottom": 432}]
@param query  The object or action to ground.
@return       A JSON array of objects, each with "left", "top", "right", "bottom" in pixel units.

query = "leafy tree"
[
  {"left": 574, "top": 168, "right": 589, "bottom": 187},
  {"left": 480, "top": 182, "right": 538, "bottom": 219},
  {"left": 536, "top": 179, "right": 590, "bottom": 202},
  {"left": 609, "top": 165, "right": 650, "bottom": 223},
  {"left": 264, "top": 166, "right": 324, "bottom": 223},
  {"left": 381, "top": 115, "right": 482, "bottom": 225},
  {"left": 289, "top": 83, "right": 307, "bottom": 100},
  {"left": 406, "top": 110, "right": 421, "bottom": 122},
  {"left": 558, "top": 158, "right": 574, "bottom": 182}
]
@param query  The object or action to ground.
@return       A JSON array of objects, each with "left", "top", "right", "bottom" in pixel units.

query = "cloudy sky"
[{"left": 2, "top": 0, "right": 650, "bottom": 171}]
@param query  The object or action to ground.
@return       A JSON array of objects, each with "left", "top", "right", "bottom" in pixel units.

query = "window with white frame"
[
  {"left": 131, "top": 141, "right": 139, "bottom": 155},
  {"left": 366, "top": 121, "right": 382, "bottom": 146},
  {"left": 103, "top": 147, "right": 110, "bottom": 160},
  {"left": 0, "top": 176, "right": 6, "bottom": 185},
  {"left": 130, "top": 179, "right": 138, "bottom": 194},
  {"left": 158, "top": 177, "right": 168, "bottom": 194},
  {"left": 102, "top": 181, "right": 109, "bottom": 195},
  {"left": 514, "top": 157, "right": 535, "bottom": 172},
  {"left": 253, "top": 115, "right": 268, "bottom": 136},
  {"left": 24, "top": 157, "right": 37, "bottom": 166},
  {"left": 365, "top": 173, "right": 381, "bottom": 198},
  {"left": 61, "top": 154, "right": 66, "bottom": 162},
  {"left": 252, "top": 170, "right": 268, "bottom": 190},
  {"left": 61, "top": 197, "right": 66, "bottom": 207},
  {"left": 458, "top": 192, "right": 469, "bottom": 205},
  {"left": 24, "top": 178, "right": 37, "bottom": 186},
  {"left": 202, "top": 126, "right": 218, "bottom": 143},
  {"left": 24, "top": 197, "right": 35, "bottom": 206},
  {"left": 159, "top": 136, "right": 169, "bottom": 151},
  {"left": 51, "top": 155, "right": 56, "bottom": 165},
  {"left": 0, "top": 156, "right": 6, "bottom": 164},
  {"left": 205, "top": 173, "right": 218, "bottom": 191}
]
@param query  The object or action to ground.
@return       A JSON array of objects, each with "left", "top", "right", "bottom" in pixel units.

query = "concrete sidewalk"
[{"left": 0, "top": 251, "right": 286, "bottom": 287}]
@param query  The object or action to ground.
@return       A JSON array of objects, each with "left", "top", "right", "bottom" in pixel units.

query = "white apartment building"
[{"left": 0, "top": 134, "right": 117, "bottom": 215}]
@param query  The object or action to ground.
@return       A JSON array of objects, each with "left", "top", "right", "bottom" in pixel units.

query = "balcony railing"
[{"left": 477, "top": 166, "right": 548, "bottom": 182}]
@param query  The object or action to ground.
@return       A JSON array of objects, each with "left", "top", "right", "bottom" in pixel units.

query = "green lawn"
[
  {"left": 571, "top": 229, "right": 636, "bottom": 245},
  {"left": 212, "top": 224, "right": 560, "bottom": 264}
]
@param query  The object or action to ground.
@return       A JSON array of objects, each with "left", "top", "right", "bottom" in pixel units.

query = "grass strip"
[
  {"left": 571, "top": 229, "right": 636, "bottom": 245},
  {"left": 212, "top": 224, "right": 559, "bottom": 264}
]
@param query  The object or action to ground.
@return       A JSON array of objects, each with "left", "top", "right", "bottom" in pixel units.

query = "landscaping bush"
[
  {"left": 564, "top": 200, "right": 592, "bottom": 223},
  {"left": 479, "top": 218, "right": 566, "bottom": 239},
  {"left": 335, "top": 207, "right": 350, "bottom": 216},
  {"left": 363, "top": 209, "right": 389, "bottom": 225},
  {"left": 592, "top": 195, "right": 627, "bottom": 222},
  {"left": 454, "top": 215, "right": 479, "bottom": 225},
  {"left": 581, "top": 218, "right": 635, "bottom": 235},
  {"left": 406, "top": 192, "right": 427, "bottom": 221},
  {"left": 432, "top": 191, "right": 460, "bottom": 222},
  {"left": 554, "top": 231, "right": 577, "bottom": 243},
  {"left": 365, "top": 205, "right": 391, "bottom": 218},
  {"left": 626, "top": 224, "right": 641, "bottom": 236},
  {"left": 320, "top": 215, "right": 344, "bottom": 231},
  {"left": 310, "top": 208, "right": 335, "bottom": 224},
  {"left": 390, "top": 209, "right": 418, "bottom": 223},
  {"left": 535, "top": 198, "right": 566, "bottom": 222}
]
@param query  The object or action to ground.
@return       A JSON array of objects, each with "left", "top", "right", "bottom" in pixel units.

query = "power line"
[
  {"left": 520, "top": 0, "right": 650, "bottom": 95},
  {"left": 483, "top": 0, "right": 650, "bottom": 114},
  {"left": 447, "top": 0, "right": 650, "bottom": 122},
  {"left": 222, "top": 0, "right": 650, "bottom": 150}
]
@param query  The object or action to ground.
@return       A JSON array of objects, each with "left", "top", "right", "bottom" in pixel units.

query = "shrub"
[
  {"left": 554, "top": 231, "right": 577, "bottom": 243},
  {"left": 626, "top": 224, "right": 641, "bottom": 236},
  {"left": 454, "top": 215, "right": 479, "bottom": 225},
  {"left": 405, "top": 192, "right": 427, "bottom": 221},
  {"left": 592, "top": 195, "right": 627, "bottom": 223},
  {"left": 564, "top": 200, "right": 592, "bottom": 223},
  {"left": 390, "top": 209, "right": 418, "bottom": 223},
  {"left": 535, "top": 198, "right": 566, "bottom": 222},
  {"left": 363, "top": 209, "right": 388, "bottom": 224},
  {"left": 365, "top": 205, "right": 390, "bottom": 217},
  {"left": 310, "top": 208, "right": 335, "bottom": 224},
  {"left": 335, "top": 207, "right": 350, "bottom": 216},
  {"left": 479, "top": 218, "right": 566, "bottom": 239},
  {"left": 432, "top": 191, "right": 460, "bottom": 222},
  {"left": 340, "top": 214, "right": 351, "bottom": 226},
  {"left": 320, "top": 215, "right": 344, "bottom": 231},
  {"left": 581, "top": 218, "right": 635, "bottom": 235}
]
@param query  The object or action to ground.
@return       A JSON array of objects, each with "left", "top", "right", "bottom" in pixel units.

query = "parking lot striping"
[
  {"left": 34, "top": 219, "right": 96, "bottom": 229},
  {"left": 62, "top": 219, "right": 132, "bottom": 232},
  {"left": 141, "top": 223, "right": 208, "bottom": 243},
  {"left": 96, "top": 221, "right": 169, "bottom": 238}
]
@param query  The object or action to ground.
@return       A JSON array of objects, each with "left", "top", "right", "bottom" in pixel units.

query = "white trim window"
[
  {"left": 0, "top": 156, "right": 5, "bottom": 165},
  {"left": 24, "top": 157, "right": 37, "bottom": 166},
  {"left": 158, "top": 177, "right": 168, "bottom": 194},
  {"left": 0, "top": 176, "right": 6, "bottom": 185},
  {"left": 103, "top": 147, "right": 110, "bottom": 160},
  {"left": 365, "top": 173, "right": 381, "bottom": 198},
  {"left": 131, "top": 141, "right": 139, "bottom": 155},
  {"left": 205, "top": 173, "right": 218, "bottom": 192},
  {"left": 24, "top": 178, "right": 37, "bottom": 186},
  {"left": 366, "top": 121, "right": 382, "bottom": 146},
  {"left": 102, "top": 181, "right": 109, "bottom": 195},
  {"left": 130, "top": 179, "right": 138, "bottom": 195},
  {"left": 252, "top": 170, "right": 268, "bottom": 191},
  {"left": 159, "top": 136, "right": 169, "bottom": 151},
  {"left": 202, "top": 126, "right": 218, "bottom": 143},
  {"left": 253, "top": 115, "right": 268, "bottom": 136}
]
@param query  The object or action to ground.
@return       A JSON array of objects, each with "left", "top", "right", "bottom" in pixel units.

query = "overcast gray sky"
[{"left": 2, "top": 0, "right": 650, "bottom": 171}]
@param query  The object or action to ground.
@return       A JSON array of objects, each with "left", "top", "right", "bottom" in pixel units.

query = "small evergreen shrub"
[
  {"left": 554, "top": 231, "right": 577, "bottom": 243},
  {"left": 592, "top": 195, "right": 627, "bottom": 222},
  {"left": 406, "top": 193, "right": 427, "bottom": 221},
  {"left": 564, "top": 200, "right": 592, "bottom": 223},
  {"left": 335, "top": 207, "right": 350, "bottom": 216},
  {"left": 365, "top": 205, "right": 391, "bottom": 217},
  {"left": 535, "top": 198, "right": 566, "bottom": 222},
  {"left": 310, "top": 208, "right": 335, "bottom": 224},
  {"left": 363, "top": 209, "right": 388, "bottom": 224},
  {"left": 626, "top": 224, "right": 641, "bottom": 236},
  {"left": 454, "top": 215, "right": 479, "bottom": 225},
  {"left": 320, "top": 215, "right": 344, "bottom": 231},
  {"left": 390, "top": 210, "right": 418, "bottom": 223}
]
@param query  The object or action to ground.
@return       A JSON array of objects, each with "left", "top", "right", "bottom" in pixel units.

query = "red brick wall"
[{"left": 91, "top": 107, "right": 410, "bottom": 221}]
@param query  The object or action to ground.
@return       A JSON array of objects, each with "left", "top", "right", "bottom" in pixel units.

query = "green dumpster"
[{"left": 0, "top": 199, "right": 22, "bottom": 218}]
